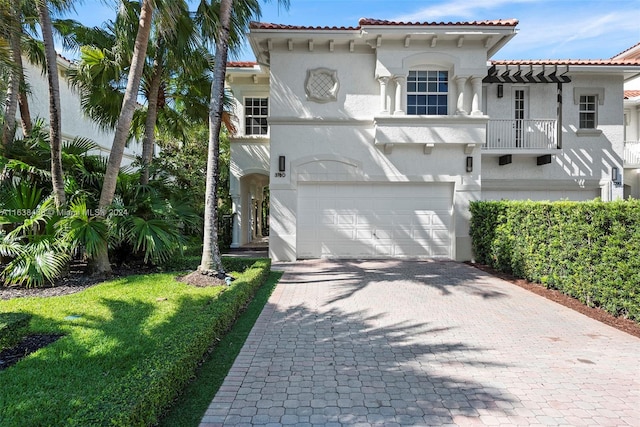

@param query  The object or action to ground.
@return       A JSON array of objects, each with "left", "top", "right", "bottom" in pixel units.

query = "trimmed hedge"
[
  {"left": 470, "top": 200, "right": 640, "bottom": 322},
  {"left": 69, "top": 258, "right": 271, "bottom": 426}
]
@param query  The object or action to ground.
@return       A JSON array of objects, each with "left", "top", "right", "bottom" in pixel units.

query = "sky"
[{"left": 65, "top": 0, "right": 640, "bottom": 61}]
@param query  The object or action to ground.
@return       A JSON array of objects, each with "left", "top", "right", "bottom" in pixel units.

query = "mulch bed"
[
  {"left": 0, "top": 334, "right": 63, "bottom": 371},
  {"left": 177, "top": 270, "right": 226, "bottom": 287},
  {"left": 0, "top": 263, "right": 161, "bottom": 301},
  {"left": 468, "top": 262, "right": 640, "bottom": 339}
]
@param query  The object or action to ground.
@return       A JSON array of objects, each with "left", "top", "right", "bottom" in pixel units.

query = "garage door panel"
[{"left": 297, "top": 183, "right": 453, "bottom": 259}]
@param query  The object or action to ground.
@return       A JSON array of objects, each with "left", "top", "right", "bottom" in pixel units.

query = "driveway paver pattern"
[{"left": 200, "top": 260, "right": 640, "bottom": 426}]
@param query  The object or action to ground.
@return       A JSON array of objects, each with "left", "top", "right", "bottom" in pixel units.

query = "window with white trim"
[
  {"left": 407, "top": 70, "right": 448, "bottom": 115},
  {"left": 244, "top": 97, "right": 268, "bottom": 135},
  {"left": 578, "top": 95, "right": 596, "bottom": 129}
]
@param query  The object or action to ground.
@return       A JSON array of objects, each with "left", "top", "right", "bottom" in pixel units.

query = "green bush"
[
  {"left": 71, "top": 258, "right": 270, "bottom": 426},
  {"left": 470, "top": 200, "right": 640, "bottom": 322},
  {"left": 0, "top": 258, "right": 271, "bottom": 426},
  {"left": 0, "top": 312, "right": 32, "bottom": 351}
]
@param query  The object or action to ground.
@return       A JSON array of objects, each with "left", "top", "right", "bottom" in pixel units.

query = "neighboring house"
[
  {"left": 226, "top": 18, "right": 640, "bottom": 262},
  {"left": 17, "top": 54, "right": 144, "bottom": 167},
  {"left": 615, "top": 42, "right": 640, "bottom": 197}
]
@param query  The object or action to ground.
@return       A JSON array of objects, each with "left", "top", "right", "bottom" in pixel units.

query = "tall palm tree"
[
  {"left": 93, "top": 0, "right": 154, "bottom": 274},
  {"left": 198, "top": 0, "right": 233, "bottom": 276},
  {"left": 35, "top": 0, "right": 65, "bottom": 207},
  {"left": 66, "top": 2, "right": 212, "bottom": 185},
  {"left": 197, "top": 0, "right": 289, "bottom": 275},
  {"left": 1, "top": 0, "right": 22, "bottom": 148}
]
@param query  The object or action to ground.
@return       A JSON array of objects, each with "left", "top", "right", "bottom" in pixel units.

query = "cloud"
[{"left": 392, "top": 0, "right": 538, "bottom": 21}]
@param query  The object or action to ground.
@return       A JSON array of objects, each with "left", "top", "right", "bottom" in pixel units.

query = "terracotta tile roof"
[
  {"left": 612, "top": 42, "right": 640, "bottom": 59},
  {"left": 491, "top": 59, "right": 640, "bottom": 66},
  {"left": 249, "top": 18, "right": 518, "bottom": 31},
  {"left": 249, "top": 21, "right": 359, "bottom": 31},
  {"left": 625, "top": 90, "right": 640, "bottom": 99},
  {"left": 358, "top": 18, "right": 518, "bottom": 27},
  {"left": 227, "top": 61, "right": 258, "bottom": 68}
]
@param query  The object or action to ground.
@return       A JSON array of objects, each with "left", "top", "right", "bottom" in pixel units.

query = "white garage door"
[{"left": 297, "top": 183, "right": 453, "bottom": 259}]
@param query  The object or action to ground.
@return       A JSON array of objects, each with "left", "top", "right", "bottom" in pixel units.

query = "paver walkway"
[{"left": 200, "top": 260, "right": 640, "bottom": 426}]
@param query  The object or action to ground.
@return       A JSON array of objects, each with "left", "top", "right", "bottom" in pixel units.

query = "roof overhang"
[{"left": 247, "top": 19, "right": 519, "bottom": 65}]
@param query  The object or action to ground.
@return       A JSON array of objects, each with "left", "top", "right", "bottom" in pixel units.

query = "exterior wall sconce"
[
  {"left": 278, "top": 155, "right": 286, "bottom": 172},
  {"left": 497, "top": 84, "right": 504, "bottom": 98},
  {"left": 612, "top": 166, "right": 621, "bottom": 184},
  {"left": 466, "top": 156, "right": 473, "bottom": 172}
]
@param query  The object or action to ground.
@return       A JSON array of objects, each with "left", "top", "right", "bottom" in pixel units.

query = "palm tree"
[
  {"left": 35, "top": 0, "right": 65, "bottom": 207},
  {"left": 196, "top": 0, "right": 289, "bottom": 276},
  {"left": 93, "top": 0, "right": 154, "bottom": 274},
  {"left": 1, "top": 0, "right": 22, "bottom": 148},
  {"left": 66, "top": 2, "right": 213, "bottom": 185},
  {"left": 198, "top": 0, "right": 233, "bottom": 277}
]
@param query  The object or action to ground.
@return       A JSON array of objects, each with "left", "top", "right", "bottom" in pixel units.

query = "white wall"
[
  {"left": 482, "top": 74, "right": 624, "bottom": 201},
  {"left": 20, "top": 57, "right": 143, "bottom": 167}
]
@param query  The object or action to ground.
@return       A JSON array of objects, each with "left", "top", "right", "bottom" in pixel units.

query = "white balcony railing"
[
  {"left": 624, "top": 141, "right": 640, "bottom": 166},
  {"left": 485, "top": 119, "right": 557, "bottom": 150}
]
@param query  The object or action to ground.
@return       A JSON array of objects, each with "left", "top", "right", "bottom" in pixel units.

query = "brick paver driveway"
[{"left": 200, "top": 260, "right": 639, "bottom": 426}]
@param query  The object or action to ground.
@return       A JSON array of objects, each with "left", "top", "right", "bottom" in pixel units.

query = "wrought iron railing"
[{"left": 485, "top": 119, "right": 557, "bottom": 150}]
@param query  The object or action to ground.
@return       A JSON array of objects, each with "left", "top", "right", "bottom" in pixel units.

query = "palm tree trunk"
[
  {"left": 199, "top": 0, "right": 233, "bottom": 276},
  {"left": 18, "top": 74, "right": 33, "bottom": 137},
  {"left": 36, "top": 0, "right": 65, "bottom": 208},
  {"left": 140, "top": 53, "right": 163, "bottom": 185},
  {"left": 2, "top": 2, "right": 21, "bottom": 148},
  {"left": 94, "top": 0, "right": 154, "bottom": 274}
]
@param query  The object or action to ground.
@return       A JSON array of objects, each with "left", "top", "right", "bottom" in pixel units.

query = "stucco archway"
[{"left": 231, "top": 170, "right": 269, "bottom": 248}]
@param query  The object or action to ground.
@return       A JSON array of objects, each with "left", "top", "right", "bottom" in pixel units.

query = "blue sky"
[{"left": 67, "top": 0, "right": 640, "bottom": 61}]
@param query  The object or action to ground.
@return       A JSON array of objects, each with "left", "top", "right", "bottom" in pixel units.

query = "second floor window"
[
  {"left": 245, "top": 97, "right": 268, "bottom": 135},
  {"left": 407, "top": 71, "right": 448, "bottom": 115},
  {"left": 579, "top": 95, "right": 596, "bottom": 129}
]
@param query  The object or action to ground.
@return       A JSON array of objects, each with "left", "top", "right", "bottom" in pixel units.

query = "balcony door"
[{"left": 513, "top": 88, "right": 528, "bottom": 148}]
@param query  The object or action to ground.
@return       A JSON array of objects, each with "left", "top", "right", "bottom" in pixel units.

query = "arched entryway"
[{"left": 231, "top": 171, "right": 269, "bottom": 248}]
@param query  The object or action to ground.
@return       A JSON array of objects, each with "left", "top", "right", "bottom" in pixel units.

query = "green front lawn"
[{"left": 0, "top": 258, "right": 270, "bottom": 426}]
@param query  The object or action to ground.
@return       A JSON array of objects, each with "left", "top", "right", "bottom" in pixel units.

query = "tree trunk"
[
  {"left": 140, "top": 53, "right": 163, "bottom": 185},
  {"left": 2, "top": 2, "right": 21, "bottom": 148},
  {"left": 18, "top": 74, "right": 33, "bottom": 137},
  {"left": 199, "top": 0, "right": 233, "bottom": 276},
  {"left": 36, "top": 0, "right": 66, "bottom": 208},
  {"left": 94, "top": 0, "right": 154, "bottom": 275}
]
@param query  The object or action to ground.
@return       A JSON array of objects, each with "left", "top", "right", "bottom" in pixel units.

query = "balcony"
[
  {"left": 624, "top": 141, "right": 640, "bottom": 167},
  {"left": 484, "top": 119, "right": 558, "bottom": 153}
]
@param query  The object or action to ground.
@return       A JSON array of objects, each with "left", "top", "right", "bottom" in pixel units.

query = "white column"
[
  {"left": 393, "top": 75, "right": 406, "bottom": 115},
  {"left": 255, "top": 195, "right": 263, "bottom": 238},
  {"left": 470, "top": 76, "right": 483, "bottom": 115},
  {"left": 455, "top": 76, "right": 468, "bottom": 115},
  {"left": 377, "top": 76, "right": 390, "bottom": 114},
  {"left": 230, "top": 195, "right": 240, "bottom": 248}
]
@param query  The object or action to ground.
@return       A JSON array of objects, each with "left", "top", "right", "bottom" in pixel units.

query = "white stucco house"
[
  {"left": 226, "top": 18, "right": 640, "bottom": 262},
  {"left": 616, "top": 42, "right": 640, "bottom": 197},
  {"left": 16, "top": 54, "right": 144, "bottom": 167}
]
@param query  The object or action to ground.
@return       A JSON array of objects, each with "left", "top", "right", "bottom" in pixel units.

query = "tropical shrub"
[
  {"left": 0, "top": 126, "right": 205, "bottom": 286},
  {"left": 470, "top": 199, "right": 640, "bottom": 322}
]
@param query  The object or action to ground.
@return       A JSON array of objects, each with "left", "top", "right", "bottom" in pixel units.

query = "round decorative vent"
[{"left": 305, "top": 68, "right": 339, "bottom": 103}]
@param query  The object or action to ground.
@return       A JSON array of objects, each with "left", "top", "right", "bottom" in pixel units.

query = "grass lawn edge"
[{"left": 157, "top": 270, "right": 283, "bottom": 427}]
